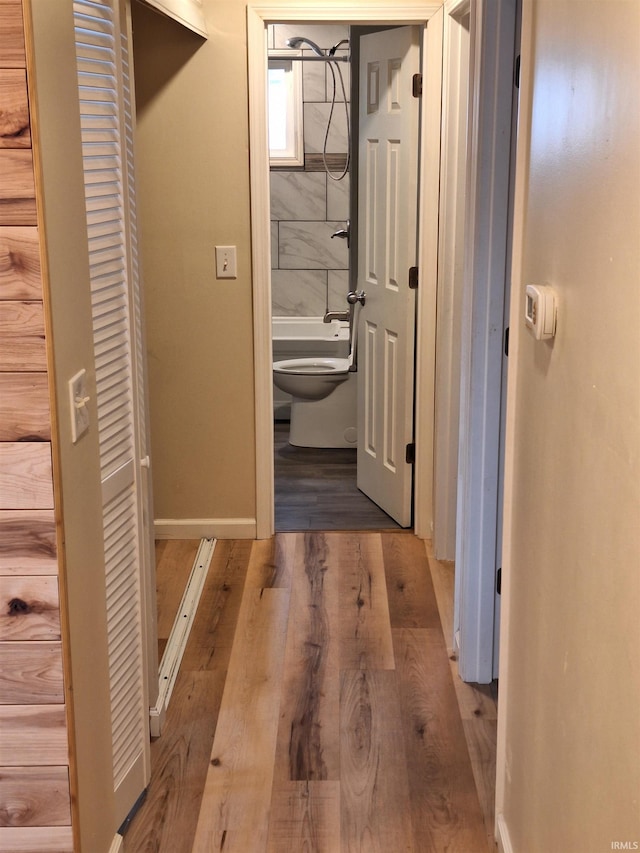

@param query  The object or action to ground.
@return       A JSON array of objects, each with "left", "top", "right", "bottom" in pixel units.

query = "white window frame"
[{"left": 268, "top": 51, "right": 303, "bottom": 167}]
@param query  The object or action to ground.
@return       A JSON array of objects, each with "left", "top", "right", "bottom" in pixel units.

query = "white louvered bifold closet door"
[{"left": 74, "top": 0, "right": 151, "bottom": 826}]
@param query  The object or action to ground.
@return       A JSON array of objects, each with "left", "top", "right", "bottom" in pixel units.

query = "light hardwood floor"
[{"left": 124, "top": 534, "right": 497, "bottom": 852}]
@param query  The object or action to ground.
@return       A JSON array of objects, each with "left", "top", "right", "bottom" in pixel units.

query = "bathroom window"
[{"left": 268, "top": 54, "right": 303, "bottom": 167}]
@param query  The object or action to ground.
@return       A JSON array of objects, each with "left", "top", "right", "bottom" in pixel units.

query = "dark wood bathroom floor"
[{"left": 274, "top": 421, "right": 403, "bottom": 531}]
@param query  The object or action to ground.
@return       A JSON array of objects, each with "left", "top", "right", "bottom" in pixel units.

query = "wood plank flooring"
[
  {"left": 154, "top": 539, "right": 200, "bottom": 659},
  {"left": 124, "top": 534, "right": 497, "bottom": 853},
  {"left": 274, "top": 422, "right": 401, "bottom": 531}
]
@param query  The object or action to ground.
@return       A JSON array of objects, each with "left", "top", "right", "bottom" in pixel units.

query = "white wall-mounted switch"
[
  {"left": 68, "top": 369, "right": 90, "bottom": 443},
  {"left": 215, "top": 245, "right": 237, "bottom": 279},
  {"left": 525, "top": 284, "right": 557, "bottom": 340}
]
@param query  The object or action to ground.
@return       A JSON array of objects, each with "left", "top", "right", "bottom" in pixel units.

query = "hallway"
[{"left": 124, "top": 533, "right": 497, "bottom": 852}]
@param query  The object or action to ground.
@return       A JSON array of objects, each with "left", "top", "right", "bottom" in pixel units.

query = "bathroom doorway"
[
  {"left": 248, "top": 2, "right": 443, "bottom": 542},
  {"left": 266, "top": 20, "right": 423, "bottom": 532}
]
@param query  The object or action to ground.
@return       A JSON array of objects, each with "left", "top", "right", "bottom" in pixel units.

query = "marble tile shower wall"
[{"left": 269, "top": 24, "right": 351, "bottom": 318}]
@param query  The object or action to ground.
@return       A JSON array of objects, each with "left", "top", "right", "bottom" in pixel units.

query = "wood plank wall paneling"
[
  {"left": 0, "top": 767, "right": 71, "bottom": 826},
  {"left": 0, "top": 706, "right": 69, "bottom": 766},
  {"left": 0, "top": 299, "right": 44, "bottom": 334},
  {"left": 0, "top": 576, "right": 61, "bottom": 641},
  {"left": 0, "top": 826, "right": 74, "bottom": 853},
  {"left": 0, "top": 227, "right": 42, "bottom": 299},
  {"left": 0, "top": 68, "right": 30, "bottom": 147},
  {"left": 0, "top": 2, "right": 72, "bottom": 848},
  {"left": 0, "top": 443, "right": 54, "bottom": 509},
  {"left": 0, "top": 642, "right": 64, "bottom": 704},
  {"left": 0, "top": 149, "right": 36, "bottom": 224},
  {"left": 0, "top": 2, "right": 26, "bottom": 68},
  {"left": 0, "top": 300, "right": 46, "bottom": 370},
  {"left": 0, "top": 373, "right": 51, "bottom": 441},
  {"left": 0, "top": 511, "right": 57, "bottom": 575}
]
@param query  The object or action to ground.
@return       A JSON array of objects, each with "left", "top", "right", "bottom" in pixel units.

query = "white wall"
[{"left": 497, "top": 1, "right": 640, "bottom": 850}]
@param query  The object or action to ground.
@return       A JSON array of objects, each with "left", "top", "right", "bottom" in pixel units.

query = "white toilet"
[{"left": 272, "top": 356, "right": 357, "bottom": 448}]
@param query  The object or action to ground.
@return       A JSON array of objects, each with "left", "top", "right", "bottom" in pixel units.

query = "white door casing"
[
  {"left": 74, "top": 0, "right": 153, "bottom": 824},
  {"left": 356, "top": 26, "right": 421, "bottom": 528},
  {"left": 432, "top": 0, "right": 471, "bottom": 560},
  {"left": 246, "top": 3, "right": 442, "bottom": 540},
  {"left": 454, "top": 0, "right": 518, "bottom": 683}
]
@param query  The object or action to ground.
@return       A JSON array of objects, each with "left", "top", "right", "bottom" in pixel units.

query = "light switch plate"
[
  {"left": 525, "top": 284, "right": 557, "bottom": 340},
  {"left": 68, "top": 369, "right": 90, "bottom": 443},
  {"left": 215, "top": 245, "right": 237, "bottom": 279}
]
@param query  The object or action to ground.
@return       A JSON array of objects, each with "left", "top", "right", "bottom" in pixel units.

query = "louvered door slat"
[
  {"left": 89, "top": 260, "right": 125, "bottom": 282},
  {"left": 94, "top": 338, "right": 128, "bottom": 362},
  {"left": 99, "top": 407, "right": 132, "bottom": 433},
  {"left": 88, "top": 234, "right": 122, "bottom": 255},
  {"left": 83, "top": 156, "right": 120, "bottom": 173},
  {"left": 90, "top": 275, "right": 125, "bottom": 298},
  {"left": 102, "top": 484, "right": 144, "bottom": 790},
  {"left": 87, "top": 226, "right": 120, "bottom": 246},
  {"left": 82, "top": 130, "right": 119, "bottom": 146},
  {"left": 96, "top": 363, "right": 130, "bottom": 396},
  {"left": 95, "top": 348, "right": 129, "bottom": 377},
  {"left": 76, "top": 45, "right": 113, "bottom": 64},
  {"left": 98, "top": 371, "right": 131, "bottom": 405},
  {"left": 87, "top": 211, "right": 119, "bottom": 230}
]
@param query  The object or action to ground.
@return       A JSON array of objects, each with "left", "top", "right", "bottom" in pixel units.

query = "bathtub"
[{"left": 272, "top": 316, "right": 350, "bottom": 418}]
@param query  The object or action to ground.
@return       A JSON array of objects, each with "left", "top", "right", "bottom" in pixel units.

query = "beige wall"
[
  {"left": 131, "top": 0, "right": 257, "bottom": 527},
  {"left": 499, "top": 1, "right": 640, "bottom": 850}
]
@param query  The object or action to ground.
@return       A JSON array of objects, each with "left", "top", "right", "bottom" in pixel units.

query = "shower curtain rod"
[{"left": 281, "top": 55, "right": 350, "bottom": 62}]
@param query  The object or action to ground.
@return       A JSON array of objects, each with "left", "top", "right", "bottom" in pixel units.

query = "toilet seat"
[
  {"left": 273, "top": 356, "right": 351, "bottom": 401},
  {"left": 273, "top": 357, "right": 350, "bottom": 376}
]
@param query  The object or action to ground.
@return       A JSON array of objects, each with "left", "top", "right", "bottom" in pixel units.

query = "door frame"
[
  {"left": 432, "top": 0, "right": 471, "bottom": 559},
  {"left": 454, "top": 0, "right": 518, "bottom": 682},
  {"left": 247, "top": 1, "right": 443, "bottom": 539}
]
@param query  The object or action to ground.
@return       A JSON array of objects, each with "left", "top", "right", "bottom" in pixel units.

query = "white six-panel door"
[{"left": 357, "top": 26, "right": 421, "bottom": 527}]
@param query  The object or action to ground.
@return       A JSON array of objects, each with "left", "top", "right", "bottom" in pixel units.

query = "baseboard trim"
[
  {"left": 496, "top": 813, "right": 514, "bottom": 853},
  {"left": 149, "top": 538, "right": 216, "bottom": 736},
  {"left": 109, "top": 832, "right": 124, "bottom": 853},
  {"left": 154, "top": 518, "right": 257, "bottom": 539}
]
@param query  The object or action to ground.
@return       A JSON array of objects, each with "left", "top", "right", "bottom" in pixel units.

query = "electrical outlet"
[
  {"left": 215, "top": 245, "right": 237, "bottom": 279},
  {"left": 68, "top": 369, "right": 90, "bottom": 444}
]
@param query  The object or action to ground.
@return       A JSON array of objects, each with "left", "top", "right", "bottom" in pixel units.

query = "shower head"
[
  {"left": 328, "top": 39, "right": 350, "bottom": 56},
  {"left": 286, "top": 36, "right": 326, "bottom": 57}
]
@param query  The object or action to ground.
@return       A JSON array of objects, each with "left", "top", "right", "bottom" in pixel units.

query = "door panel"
[
  {"left": 74, "top": 0, "right": 152, "bottom": 825},
  {"left": 357, "top": 26, "right": 420, "bottom": 528}
]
